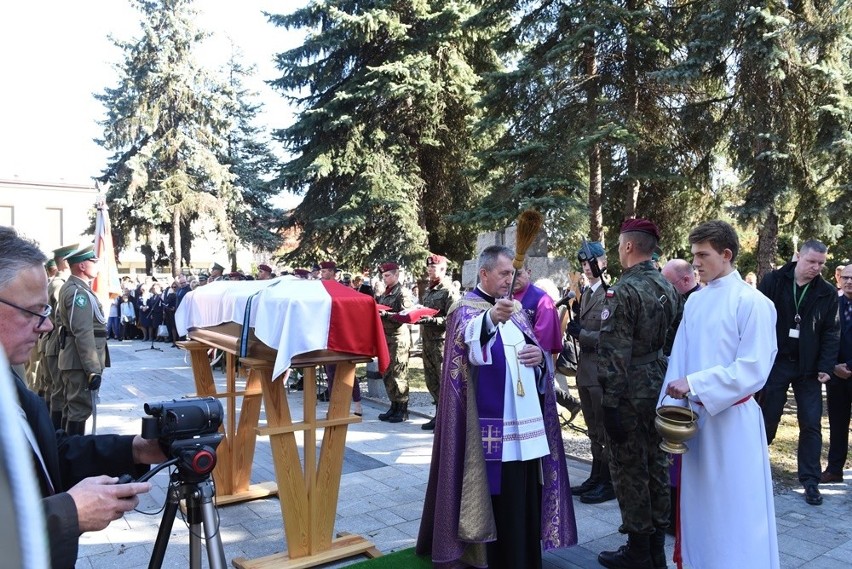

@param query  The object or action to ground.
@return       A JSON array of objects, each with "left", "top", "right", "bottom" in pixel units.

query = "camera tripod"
[
  {"left": 136, "top": 334, "right": 163, "bottom": 353},
  {"left": 138, "top": 435, "right": 226, "bottom": 569}
]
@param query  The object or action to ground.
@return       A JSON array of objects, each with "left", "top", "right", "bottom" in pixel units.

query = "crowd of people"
[{"left": 5, "top": 217, "right": 852, "bottom": 569}]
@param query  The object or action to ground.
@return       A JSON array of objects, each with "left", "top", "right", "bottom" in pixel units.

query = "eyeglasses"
[
  {"left": 0, "top": 298, "right": 51, "bottom": 327},
  {"left": 840, "top": 276, "right": 852, "bottom": 281}
]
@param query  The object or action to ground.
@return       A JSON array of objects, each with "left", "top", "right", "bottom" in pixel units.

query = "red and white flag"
[
  {"left": 92, "top": 197, "right": 121, "bottom": 310},
  {"left": 176, "top": 278, "right": 390, "bottom": 380}
]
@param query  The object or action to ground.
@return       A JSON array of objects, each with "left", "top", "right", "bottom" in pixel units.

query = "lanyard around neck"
[{"left": 793, "top": 279, "right": 810, "bottom": 315}]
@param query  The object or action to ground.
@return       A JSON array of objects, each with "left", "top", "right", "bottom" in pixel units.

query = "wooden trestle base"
[{"left": 178, "top": 323, "right": 382, "bottom": 567}]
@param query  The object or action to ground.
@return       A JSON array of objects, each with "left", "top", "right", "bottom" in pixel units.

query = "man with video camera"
[{"left": 0, "top": 226, "right": 165, "bottom": 569}]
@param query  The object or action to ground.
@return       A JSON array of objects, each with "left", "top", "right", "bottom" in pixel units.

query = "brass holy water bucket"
[{"left": 655, "top": 396, "right": 698, "bottom": 454}]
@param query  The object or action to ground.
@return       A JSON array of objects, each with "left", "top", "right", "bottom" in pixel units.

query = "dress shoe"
[
  {"left": 820, "top": 470, "right": 844, "bottom": 483},
  {"left": 421, "top": 417, "right": 436, "bottom": 430},
  {"left": 571, "top": 476, "right": 597, "bottom": 495},
  {"left": 580, "top": 482, "right": 616, "bottom": 504},
  {"left": 804, "top": 485, "right": 823, "bottom": 506}
]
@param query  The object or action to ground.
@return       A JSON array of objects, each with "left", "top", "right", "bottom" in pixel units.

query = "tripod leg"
[
  {"left": 188, "top": 478, "right": 227, "bottom": 569},
  {"left": 148, "top": 489, "right": 181, "bottom": 569}
]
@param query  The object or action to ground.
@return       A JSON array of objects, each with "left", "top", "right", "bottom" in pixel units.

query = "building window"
[{"left": 44, "top": 208, "right": 63, "bottom": 247}]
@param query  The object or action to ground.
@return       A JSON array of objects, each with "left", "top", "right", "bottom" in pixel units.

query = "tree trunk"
[
  {"left": 584, "top": 23, "right": 603, "bottom": 242},
  {"left": 171, "top": 208, "right": 181, "bottom": 277},
  {"left": 756, "top": 206, "right": 778, "bottom": 281},
  {"left": 623, "top": 0, "right": 640, "bottom": 220}
]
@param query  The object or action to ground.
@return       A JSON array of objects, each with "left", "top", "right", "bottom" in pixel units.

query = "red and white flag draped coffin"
[{"left": 175, "top": 277, "right": 390, "bottom": 380}]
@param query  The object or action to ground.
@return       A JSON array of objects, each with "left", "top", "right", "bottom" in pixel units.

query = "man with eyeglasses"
[
  {"left": 55, "top": 244, "right": 108, "bottom": 435},
  {"left": 0, "top": 226, "right": 164, "bottom": 569}
]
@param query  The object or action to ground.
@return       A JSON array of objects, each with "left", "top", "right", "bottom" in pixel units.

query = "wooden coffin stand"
[{"left": 180, "top": 322, "right": 382, "bottom": 568}]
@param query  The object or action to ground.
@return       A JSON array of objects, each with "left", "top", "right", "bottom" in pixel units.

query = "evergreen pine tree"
[
  {"left": 95, "top": 0, "right": 236, "bottom": 275},
  {"left": 267, "top": 0, "right": 500, "bottom": 269}
]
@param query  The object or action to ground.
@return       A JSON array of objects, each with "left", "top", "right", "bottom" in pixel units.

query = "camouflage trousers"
[
  {"left": 608, "top": 397, "right": 670, "bottom": 534},
  {"left": 421, "top": 338, "right": 444, "bottom": 404},
  {"left": 61, "top": 368, "right": 94, "bottom": 422},
  {"left": 383, "top": 333, "right": 411, "bottom": 404}
]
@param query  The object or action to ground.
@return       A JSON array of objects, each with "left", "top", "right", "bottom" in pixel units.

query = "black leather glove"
[
  {"left": 566, "top": 320, "right": 582, "bottom": 340},
  {"left": 603, "top": 406, "right": 628, "bottom": 444},
  {"left": 88, "top": 373, "right": 102, "bottom": 391},
  {"left": 418, "top": 316, "right": 437, "bottom": 325}
]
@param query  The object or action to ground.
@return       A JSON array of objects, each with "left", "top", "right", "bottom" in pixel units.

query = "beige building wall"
[{"left": 0, "top": 177, "right": 256, "bottom": 277}]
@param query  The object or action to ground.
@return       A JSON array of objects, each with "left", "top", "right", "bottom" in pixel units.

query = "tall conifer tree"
[
  {"left": 267, "top": 0, "right": 500, "bottom": 268},
  {"left": 96, "top": 0, "right": 236, "bottom": 275}
]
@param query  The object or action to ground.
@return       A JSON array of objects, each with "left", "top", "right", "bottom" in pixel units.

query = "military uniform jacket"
[
  {"left": 419, "top": 276, "right": 458, "bottom": 342},
  {"left": 597, "top": 260, "right": 681, "bottom": 407},
  {"left": 377, "top": 282, "right": 414, "bottom": 338},
  {"left": 576, "top": 283, "right": 607, "bottom": 388},
  {"left": 56, "top": 275, "right": 108, "bottom": 375},
  {"left": 42, "top": 272, "right": 69, "bottom": 357}
]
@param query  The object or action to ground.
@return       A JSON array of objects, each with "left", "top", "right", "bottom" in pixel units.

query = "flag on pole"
[{"left": 92, "top": 195, "right": 122, "bottom": 310}]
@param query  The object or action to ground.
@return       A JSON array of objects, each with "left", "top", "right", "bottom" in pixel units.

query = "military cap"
[
  {"left": 45, "top": 258, "right": 57, "bottom": 269},
  {"left": 211, "top": 262, "right": 225, "bottom": 272},
  {"left": 198, "top": 273, "right": 209, "bottom": 282},
  {"left": 228, "top": 271, "right": 244, "bottom": 280},
  {"left": 620, "top": 218, "right": 661, "bottom": 241},
  {"left": 294, "top": 268, "right": 310, "bottom": 278},
  {"left": 426, "top": 254, "right": 447, "bottom": 266},
  {"left": 258, "top": 263, "right": 273, "bottom": 274},
  {"left": 65, "top": 244, "right": 98, "bottom": 265},
  {"left": 312, "top": 263, "right": 321, "bottom": 272},
  {"left": 577, "top": 241, "right": 605, "bottom": 262},
  {"left": 380, "top": 261, "right": 399, "bottom": 273},
  {"left": 52, "top": 243, "right": 79, "bottom": 260},
  {"left": 319, "top": 261, "right": 336, "bottom": 270}
]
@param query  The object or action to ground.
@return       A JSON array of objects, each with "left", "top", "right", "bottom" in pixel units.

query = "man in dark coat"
[
  {"left": 758, "top": 239, "right": 840, "bottom": 506},
  {"left": 0, "top": 226, "right": 164, "bottom": 569}
]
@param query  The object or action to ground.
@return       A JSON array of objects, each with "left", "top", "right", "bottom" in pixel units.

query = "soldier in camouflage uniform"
[
  {"left": 376, "top": 261, "right": 414, "bottom": 423},
  {"left": 40, "top": 243, "right": 77, "bottom": 428},
  {"left": 417, "top": 254, "right": 458, "bottom": 430},
  {"left": 596, "top": 219, "right": 681, "bottom": 569},
  {"left": 56, "top": 245, "right": 109, "bottom": 435}
]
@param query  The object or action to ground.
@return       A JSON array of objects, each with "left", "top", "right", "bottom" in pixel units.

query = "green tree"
[
  {"left": 95, "top": 0, "right": 236, "bottom": 275},
  {"left": 267, "top": 0, "right": 501, "bottom": 269},
  {"left": 220, "top": 51, "right": 284, "bottom": 269}
]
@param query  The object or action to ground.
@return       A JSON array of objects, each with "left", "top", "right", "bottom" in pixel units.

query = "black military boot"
[
  {"left": 65, "top": 420, "right": 86, "bottom": 436},
  {"left": 378, "top": 402, "right": 398, "bottom": 421},
  {"left": 650, "top": 528, "right": 667, "bottom": 569},
  {"left": 50, "top": 411, "right": 63, "bottom": 431},
  {"left": 581, "top": 480, "right": 616, "bottom": 504},
  {"left": 421, "top": 416, "right": 436, "bottom": 430},
  {"left": 598, "top": 532, "right": 652, "bottom": 569},
  {"left": 388, "top": 402, "right": 409, "bottom": 423},
  {"left": 571, "top": 458, "right": 600, "bottom": 495}
]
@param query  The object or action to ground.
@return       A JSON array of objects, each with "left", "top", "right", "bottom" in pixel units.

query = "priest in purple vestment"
[{"left": 416, "top": 245, "right": 577, "bottom": 569}]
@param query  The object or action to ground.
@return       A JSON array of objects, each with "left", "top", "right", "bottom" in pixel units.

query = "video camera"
[
  {"left": 141, "top": 397, "right": 224, "bottom": 481},
  {"left": 141, "top": 397, "right": 223, "bottom": 441}
]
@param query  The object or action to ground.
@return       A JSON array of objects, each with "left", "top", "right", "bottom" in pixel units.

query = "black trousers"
[
  {"left": 826, "top": 377, "right": 852, "bottom": 474},
  {"left": 486, "top": 459, "right": 543, "bottom": 569}
]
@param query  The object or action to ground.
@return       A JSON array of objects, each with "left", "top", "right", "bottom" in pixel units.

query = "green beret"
[{"left": 65, "top": 244, "right": 98, "bottom": 265}]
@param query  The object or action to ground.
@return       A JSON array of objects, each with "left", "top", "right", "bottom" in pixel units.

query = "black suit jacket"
[{"left": 12, "top": 369, "right": 144, "bottom": 569}]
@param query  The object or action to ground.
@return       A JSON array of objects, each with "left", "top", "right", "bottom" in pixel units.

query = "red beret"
[
  {"left": 258, "top": 264, "right": 273, "bottom": 273},
  {"left": 426, "top": 254, "right": 447, "bottom": 266},
  {"left": 228, "top": 271, "right": 244, "bottom": 280},
  {"left": 380, "top": 262, "right": 399, "bottom": 273},
  {"left": 620, "top": 218, "right": 660, "bottom": 240},
  {"left": 294, "top": 268, "right": 310, "bottom": 277},
  {"left": 319, "top": 261, "right": 336, "bottom": 270}
]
